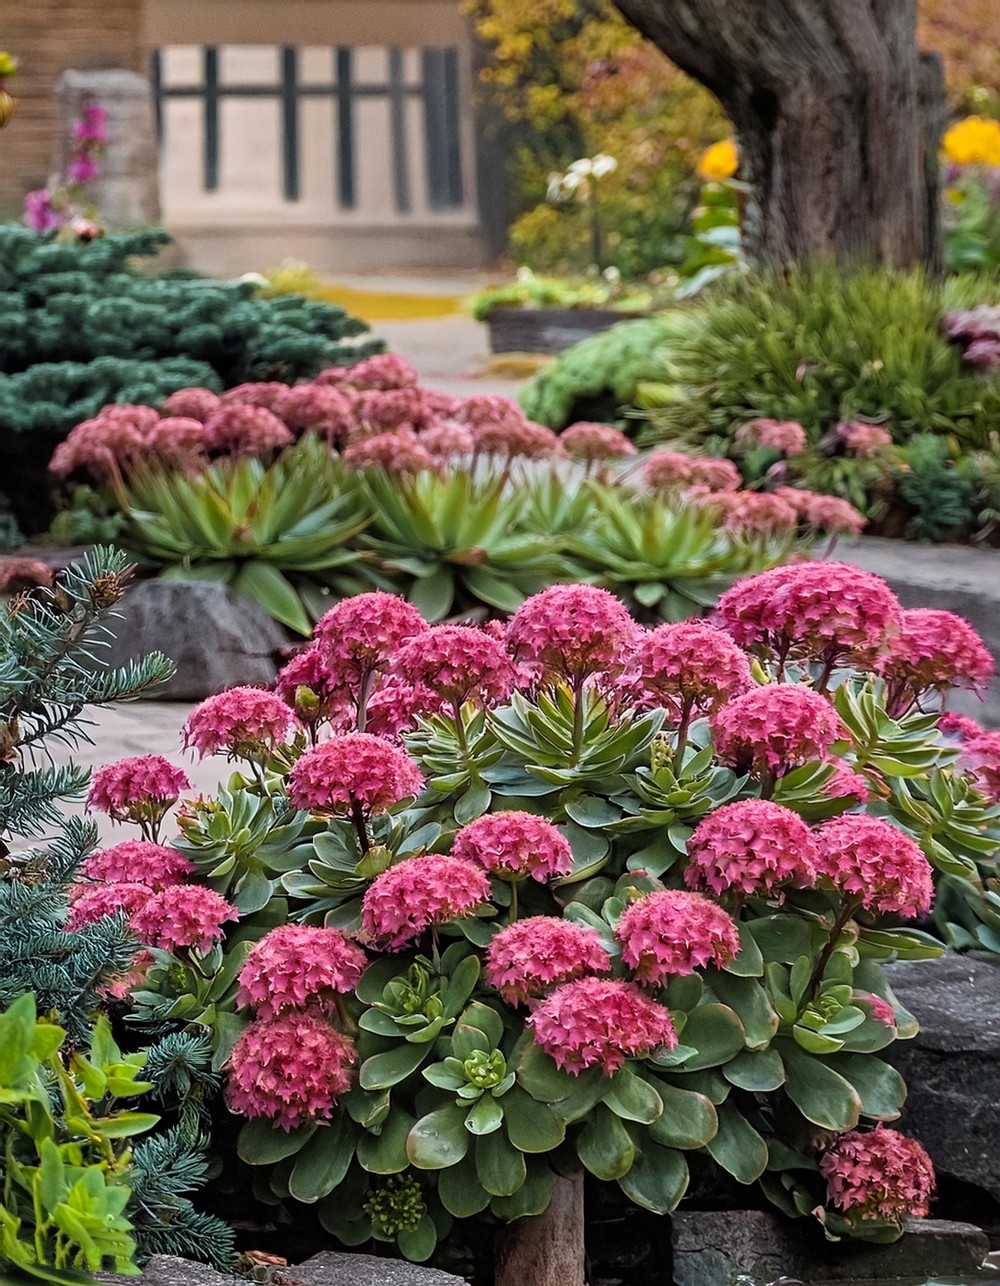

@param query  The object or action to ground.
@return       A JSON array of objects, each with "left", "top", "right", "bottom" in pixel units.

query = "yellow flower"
[
  {"left": 942, "top": 116, "right": 1000, "bottom": 168},
  {"left": 0, "top": 52, "right": 17, "bottom": 78},
  {"left": 697, "top": 138, "right": 739, "bottom": 182}
]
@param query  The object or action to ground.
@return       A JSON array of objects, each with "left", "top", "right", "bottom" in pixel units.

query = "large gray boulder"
[
  {"left": 107, "top": 579, "right": 288, "bottom": 699},
  {"left": 886, "top": 954, "right": 1000, "bottom": 1201},
  {"left": 100, "top": 1253, "right": 466, "bottom": 1286},
  {"left": 671, "top": 1210, "right": 988, "bottom": 1286}
]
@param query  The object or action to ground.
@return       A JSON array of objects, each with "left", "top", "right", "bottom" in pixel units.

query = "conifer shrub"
[{"left": 0, "top": 225, "right": 380, "bottom": 532}]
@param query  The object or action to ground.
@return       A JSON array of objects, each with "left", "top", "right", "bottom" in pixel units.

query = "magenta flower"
[
  {"left": 736, "top": 418, "right": 808, "bottom": 456},
  {"left": 202, "top": 405, "right": 293, "bottom": 456},
  {"left": 710, "top": 684, "right": 847, "bottom": 778},
  {"left": 939, "top": 711, "right": 983, "bottom": 741},
  {"left": 484, "top": 916, "right": 611, "bottom": 1005},
  {"left": 507, "top": 583, "right": 637, "bottom": 687},
  {"left": 343, "top": 430, "right": 438, "bottom": 476},
  {"left": 389, "top": 624, "right": 514, "bottom": 712},
  {"left": 528, "top": 977, "right": 677, "bottom": 1076},
  {"left": 819, "top": 1126, "right": 935, "bottom": 1222},
  {"left": 469, "top": 417, "right": 561, "bottom": 461},
  {"left": 81, "top": 840, "right": 194, "bottom": 891},
  {"left": 451, "top": 811, "right": 574, "bottom": 883},
  {"left": 716, "top": 563, "right": 901, "bottom": 673},
  {"left": 182, "top": 687, "right": 298, "bottom": 759},
  {"left": 616, "top": 890, "right": 741, "bottom": 985},
  {"left": 24, "top": 189, "right": 63, "bottom": 233},
  {"left": 360, "top": 854, "right": 491, "bottom": 950},
  {"left": 272, "top": 383, "right": 354, "bottom": 441},
  {"left": 686, "top": 799, "right": 817, "bottom": 899},
  {"left": 275, "top": 645, "right": 354, "bottom": 731},
  {"left": 219, "top": 382, "right": 290, "bottom": 410},
  {"left": 66, "top": 882, "right": 154, "bottom": 931},
  {"left": 812, "top": 815, "right": 934, "bottom": 918},
  {"left": 145, "top": 416, "right": 210, "bottom": 467},
  {"left": 685, "top": 457, "right": 742, "bottom": 492},
  {"left": 838, "top": 422, "right": 893, "bottom": 458},
  {"left": 879, "top": 609, "right": 994, "bottom": 715},
  {"left": 854, "top": 993, "right": 896, "bottom": 1029},
  {"left": 287, "top": 733, "right": 423, "bottom": 819},
  {"left": 87, "top": 756, "right": 191, "bottom": 829},
  {"left": 160, "top": 387, "right": 222, "bottom": 422},
  {"left": 226, "top": 1013, "right": 356, "bottom": 1131},
  {"left": 130, "top": 885, "right": 238, "bottom": 954},
  {"left": 642, "top": 450, "right": 697, "bottom": 491},
  {"left": 801, "top": 494, "right": 866, "bottom": 536},
  {"left": 237, "top": 924, "right": 367, "bottom": 1019},
  {"left": 559, "top": 422, "right": 637, "bottom": 463},
  {"left": 696, "top": 489, "right": 799, "bottom": 538},
  {"left": 344, "top": 353, "right": 419, "bottom": 390},
  {"left": 420, "top": 422, "right": 475, "bottom": 459},
  {"left": 959, "top": 730, "right": 1000, "bottom": 802},
  {"left": 313, "top": 592, "right": 426, "bottom": 691},
  {"left": 635, "top": 621, "right": 753, "bottom": 721},
  {"left": 67, "top": 154, "right": 101, "bottom": 184}
]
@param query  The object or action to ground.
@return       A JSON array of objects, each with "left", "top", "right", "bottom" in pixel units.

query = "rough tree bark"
[
  {"left": 494, "top": 1171, "right": 586, "bottom": 1286},
  {"left": 612, "top": 0, "right": 944, "bottom": 269}
]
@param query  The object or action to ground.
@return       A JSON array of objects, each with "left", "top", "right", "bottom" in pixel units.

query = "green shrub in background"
[
  {"left": 519, "top": 314, "right": 702, "bottom": 430},
  {"left": 0, "top": 225, "right": 380, "bottom": 532},
  {"left": 642, "top": 268, "right": 1000, "bottom": 452}
]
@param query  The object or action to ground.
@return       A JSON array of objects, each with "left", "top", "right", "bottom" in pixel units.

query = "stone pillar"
[{"left": 54, "top": 68, "right": 160, "bottom": 228}]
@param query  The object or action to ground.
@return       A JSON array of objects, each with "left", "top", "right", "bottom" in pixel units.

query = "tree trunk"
[
  {"left": 612, "top": 0, "right": 944, "bottom": 270},
  {"left": 494, "top": 1171, "right": 585, "bottom": 1286}
]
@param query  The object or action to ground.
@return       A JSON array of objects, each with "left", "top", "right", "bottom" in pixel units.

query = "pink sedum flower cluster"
[
  {"left": 813, "top": 815, "right": 934, "bottom": 918},
  {"left": 389, "top": 624, "right": 514, "bottom": 710},
  {"left": 960, "top": 730, "right": 1000, "bottom": 802},
  {"left": 87, "top": 756, "right": 191, "bottom": 826},
  {"left": 880, "top": 609, "right": 994, "bottom": 710},
  {"left": 451, "top": 812, "right": 574, "bottom": 883},
  {"left": 528, "top": 977, "right": 677, "bottom": 1075},
  {"left": 237, "top": 924, "right": 367, "bottom": 1020},
  {"left": 227, "top": 1013, "right": 357, "bottom": 1131},
  {"left": 81, "top": 840, "right": 194, "bottom": 890},
  {"left": 736, "top": 418, "right": 808, "bottom": 456},
  {"left": 484, "top": 917, "right": 611, "bottom": 1005},
  {"left": 686, "top": 799, "right": 817, "bottom": 899},
  {"left": 710, "top": 683, "right": 847, "bottom": 776},
  {"left": 507, "top": 583, "right": 637, "bottom": 686},
  {"left": 130, "top": 885, "right": 238, "bottom": 953},
  {"left": 360, "top": 855, "right": 491, "bottom": 950},
  {"left": 838, "top": 421, "right": 893, "bottom": 457},
  {"left": 635, "top": 621, "right": 753, "bottom": 720},
  {"left": 288, "top": 734, "right": 423, "bottom": 818},
  {"left": 182, "top": 687, "right": 298, "bottom": 758},
  {"left": 717, "top": 563, "right": 901, "bottom": 671},
  {"left": 820, "top": 1126, "right": 935, "bottom": 1222},
  {"left": 616, "top": 889, "right": 741, "bottom": 984},
  {"left": 313, "top": 592, "right": 426, "bottom": 684},
  {"left": 559, "top": 422, "right": 637, "bottom": 463},
  {"left": 67, "top": 882, "right": 155, "bottom": 930}
]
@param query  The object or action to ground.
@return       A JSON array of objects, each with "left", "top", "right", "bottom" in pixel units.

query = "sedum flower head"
[
  {"left": 272, "top": 382, "right": 355, "bottom": 441},
  {"left": 226, "top": 1013, "right": 356, "bottom": 1131},
  {"left": 182, "top": 687, "right": 298, "bottom": 759},
  {"left": 364, "top": 1175, "right": 426, "bottom": 1237},
  {"left": 880, "top": 608, "right": 994, "bottom": 704},
  {"left": 87, "top": 756, "right": 191, "bottom": 825},
  {"left": 82, "top": 840, "right": 194, "bottom": 891},
  {"left": 686, "top": 799, "right": 817, "bottom": 899},
  {"left": 484, "top": 916, "right": 611, "bottom": 1005},
  {"left": 528, "top": 977, "right": 677, "bottom": 1075},
  {"left": 812, "top": 815, "right": 934, "bottom": 918},
  {"left": 710, "top": 683, "right": 847, "bottom": 777},
  {"left": 288, "top": 733, "right": 423, "bottom": 818},
  {"left": 343, "top": 429, "right": 438, "bottom": 476},
  {"left": 130, "top": 884, "right": 238, "bottom": 953},
  {"left": 344, "top": 352, "right": 420, "bottom": 390},
  {"left": 275, "top": 644, "right": 353, "bottom": 729},
  {"left": 716, "top": 563, "right": 901, "bottom": 671},
  {"left": 636, "top": 621, "right": 753, "bottom": 720},
  {"left": 66, "top": 881, "right": 154, "bottom": 930},
  {"left": 313, "top": 592, "right": 426, "bottom": 683},
  {"left": 820, "top": 1125, "right": 935, "bottom": 1221},
  {"left": 801, "top": 494, "right": 866, "bottom": 536},
  {"left": 420, "top": 421, "right": 475, "bottom": 459},
  {"left": 960, "top": 729, "right": 1000, "bottom": 803},
  {"left": 736, "top": 418, "right": 808, "bottom": 456},
  {"left": 507, "top": 583, "right": 637, "bottom": 686},
  {"left": 237, "top": 924, "right": 367, "bottom": 1019},
  {"left": 559, "top": 421, "right": 637, "bottom": 463},
  {"left": 616, "top": 889, "right": 741, "bottom": 985},
  {"left": 696, "top": 489, "right": 799, "bottom": 538},
  {"left": 451, "top": 811, "right": 574, "bottom": 883},
  {"left": 203, "top": 404, "right": 293, "bottom": 456},
  {"left": 389, "top": 623, "right": 514, "bottom": 709},
  {"left": 838, "top": 421, "right": 893, "bottom": 457},
  {"left": 360, "top": 854, "right": 491, "bottom": 950},
  {"left": 160, "top": 387, "right": 221, "bottom": 422}
]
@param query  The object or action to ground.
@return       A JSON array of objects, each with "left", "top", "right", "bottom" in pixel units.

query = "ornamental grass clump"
[{"left": 80, "top": 563, "right": 1000, "bottom": 1266}]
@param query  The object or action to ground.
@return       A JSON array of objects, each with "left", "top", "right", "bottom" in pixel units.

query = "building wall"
[{"left": 2, "top": 0, "right": 144, "bottom": 217}]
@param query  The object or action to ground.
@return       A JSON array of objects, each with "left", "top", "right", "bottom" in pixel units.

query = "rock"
[
  {"left": 54, "top": 70, "right": 161, "bottom": 230},
  {"left": 886, "top": 955, "right": 1000, "bottom": 1201},
  {"left": 98, "top": 1256, "right": 235, "bottom": 1286},
  {"left": 106, "top": 579, "right": 288, "bottom": 699},
  {"left": 671, "top": 1210, "right": 988, "bottom": 1286},
  {"left": 276, "top": 1251, "right": 466, "bottom": 1286}
]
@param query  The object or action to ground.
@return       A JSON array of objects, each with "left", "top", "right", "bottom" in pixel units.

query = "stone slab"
[
  {"left": 886, "top": 955, "right": 1000, "bottom": 1201},
  {"left": 105, "top": 578, "right": 288, "bottom": 700},
  {"left": 671, "top": 1210, "right": 988, "bottom": 1286},
  {"left": 100, "top": 1252, "right": 467, "bottom": 1286}
]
